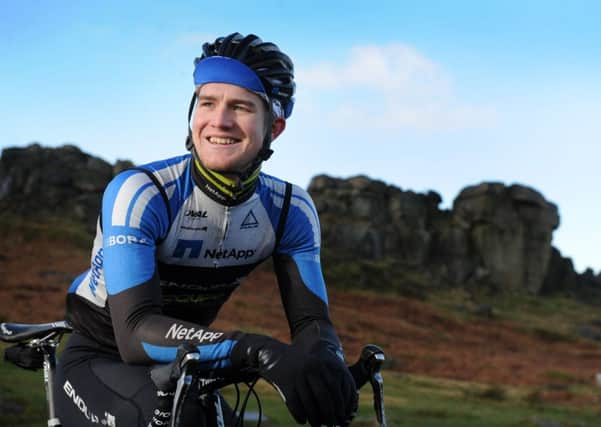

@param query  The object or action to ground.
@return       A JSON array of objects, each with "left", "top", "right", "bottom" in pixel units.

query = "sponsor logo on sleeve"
[
  {"left": 165, "top": 323, "right": 224, "bottom": 342},
  {"left": 105, "top": 234, "right": 151, "bottom": 247},
  {"left": 89, "top": 248, "right": 103, "bottom": 296}
]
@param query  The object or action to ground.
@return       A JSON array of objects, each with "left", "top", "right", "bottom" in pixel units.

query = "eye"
[
  {"left": 233, "top": 104, "right": 251, "bottom": 112},
  {"left": 198, "top": 100, "right": 214, "bottom": 108}
]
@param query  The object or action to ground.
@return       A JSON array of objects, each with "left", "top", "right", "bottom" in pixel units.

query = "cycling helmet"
[
  {"left": 197, "top": 33, "right": 295, "bottom": 119},
  {"left": 185, "top": 33, "right": 296, "bottom": 175}
]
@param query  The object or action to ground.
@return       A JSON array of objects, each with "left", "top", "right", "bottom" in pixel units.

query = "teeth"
[{"left": 208, "top": 137, "right": 237, "bottom": 145}]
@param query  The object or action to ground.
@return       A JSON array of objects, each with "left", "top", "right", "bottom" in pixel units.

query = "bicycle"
[{"left": 1, "top": 320, "right": 387, "bottom": 427}]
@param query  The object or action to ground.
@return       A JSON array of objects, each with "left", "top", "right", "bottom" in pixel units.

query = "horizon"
[{"left": 2, "top": 1, "right": 599, "bottom": 273}]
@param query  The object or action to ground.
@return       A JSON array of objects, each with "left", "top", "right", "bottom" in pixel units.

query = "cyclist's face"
[{"left": 191, "top": 83, "right": 271, "bottom": 176}]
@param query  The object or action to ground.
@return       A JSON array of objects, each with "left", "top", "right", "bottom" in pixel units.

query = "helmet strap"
[{"left": 184, "top": 92, "right": 197, "bottom": 151}]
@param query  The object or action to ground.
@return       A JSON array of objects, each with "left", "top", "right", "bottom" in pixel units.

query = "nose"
[{"left": 210, "top": 104, "right": 234, "bottom": 128}]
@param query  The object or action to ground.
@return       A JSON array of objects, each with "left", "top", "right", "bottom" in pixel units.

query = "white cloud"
[
  {"left": 324, "top": 102, "right": 498, "bottom": 131},
  {"left": 296, "top": 43, "right": 497, "bottom": 131},
  {"left": 299, "top": 44, "right": 447, "bottom": 94}
]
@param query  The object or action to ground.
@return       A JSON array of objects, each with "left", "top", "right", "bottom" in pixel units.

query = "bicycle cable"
[
  {"left": 235, "top": 378, "right": 262, "bottom": 427},
  {"left": 231, "top": 383, "right": 241, "bottom": 415}
]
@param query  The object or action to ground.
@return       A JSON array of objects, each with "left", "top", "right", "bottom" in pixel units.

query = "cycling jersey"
[{"left": 65, "top": 153, "right": 340, "bottom": 369}]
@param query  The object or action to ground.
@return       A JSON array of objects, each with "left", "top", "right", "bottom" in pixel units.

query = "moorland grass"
[{"left": 2, "top": 350, "right": 600, "bottom": 427}]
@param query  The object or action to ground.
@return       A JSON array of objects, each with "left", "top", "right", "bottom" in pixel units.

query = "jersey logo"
[
  {"left": 240, "top": 210, "right": 259, "bottom": 229},
  {"left": 180, "top": 225, "right": 208, "bottom": 232},
  {"left": 173, "top": 239, "right": 204, "bottom": 258},
  {"left": 184, "top": 210, "right": 208, "bottom": 219},
  {"left": 204, "top": 248, "right": 256, "bottom": 260}
]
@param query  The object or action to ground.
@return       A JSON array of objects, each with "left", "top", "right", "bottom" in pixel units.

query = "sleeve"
[
  {"left": 273, "top": 185, "right": 343, "bottom": 351},
  {"left": 102, "top": 170, "right": 243, "bottom": 367}
]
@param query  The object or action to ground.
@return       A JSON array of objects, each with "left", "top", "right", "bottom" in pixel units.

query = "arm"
[
  {"left": 102, "top": 170, "right": 243, "bottom": 366},
  {"left": 273, "top": 185, "right": 342, "bottom": 351},
  {"left": 231, "top": 185, "right": 357, "bottom": 426}
]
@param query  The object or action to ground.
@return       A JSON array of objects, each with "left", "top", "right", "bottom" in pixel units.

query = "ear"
[{"left": 270, "top": 118, "right": 286, "bottom": 142}]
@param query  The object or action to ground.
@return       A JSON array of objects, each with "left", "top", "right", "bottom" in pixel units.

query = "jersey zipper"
[{"left": 214, "top": 206, "right": 230, "bottom": 267}]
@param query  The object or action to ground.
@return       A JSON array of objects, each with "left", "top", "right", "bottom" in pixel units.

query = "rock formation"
[
  {"left": 0, "top": 143, "right": 133, "bottom": 233},
  {"left": 309, "top": 174, "right": 599, "bottom": 295}
]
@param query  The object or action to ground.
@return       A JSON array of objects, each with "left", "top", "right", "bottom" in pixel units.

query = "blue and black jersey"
[{"left": 66, "top": 154, "right": 339, "bottom": 369}]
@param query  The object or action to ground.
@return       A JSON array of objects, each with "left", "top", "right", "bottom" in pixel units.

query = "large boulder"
[
  {"left": 450, "top": 183, "right": 559, "bottom": 293},
  {"left": 0, "top": 143, "right": 134, "bottom": 233}
]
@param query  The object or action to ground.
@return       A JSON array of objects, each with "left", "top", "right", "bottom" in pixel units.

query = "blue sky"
[{"left": 2, "top": 1, "right": 600, "bottom": 273}]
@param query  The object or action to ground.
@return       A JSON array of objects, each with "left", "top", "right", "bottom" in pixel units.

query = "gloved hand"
[{"left": 231, "top": 324, "right": 358, "bottom": 426}]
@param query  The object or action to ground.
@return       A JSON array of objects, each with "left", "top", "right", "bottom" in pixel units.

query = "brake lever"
[
  {"left": 149, "top": 343, "right": 201, "bottom": 427},
  {"left": 354, "top": 344, "right": 387, "bottom": 427},
  {"left": 171, "top": 350, "right": 201, "bottom": 427},
  {"left": 368, "top": 352, "right": 386, "bottom": 426}
]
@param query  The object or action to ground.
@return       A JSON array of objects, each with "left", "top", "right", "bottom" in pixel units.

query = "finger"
[
  {"left": 298, "top": 375, "right": 326, "bottom": 427},
  {"left": 323, "top": 365, "right": 355, "bottom": 424},
  {"left": 337, "top": 375, "right": 355, "bottom": 423},
  {"left": 346, "top": 389, "right": 359, "bottom": 426},
  {"left": 307, "top": 371, "right": 340, "bottom": 426},
  {"left": 343, "top": 370, "right": 358, "bottom": 413},
  {"left": 275, "top": 383, "right": 306, "bottom": 424},
  {"left": 336, "top": 378, "right": 358, "bottom": 425}
]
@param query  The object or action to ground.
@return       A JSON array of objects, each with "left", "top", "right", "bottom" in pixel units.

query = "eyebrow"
[{"left": 197, "top": 94, "right": 259, "bottom": 109}]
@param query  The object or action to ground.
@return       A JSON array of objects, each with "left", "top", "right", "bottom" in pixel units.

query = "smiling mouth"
[{"left": 208, "top": 136, "right": 239, "bottom": 145}]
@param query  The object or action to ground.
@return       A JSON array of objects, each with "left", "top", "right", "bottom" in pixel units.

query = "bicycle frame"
[{"left": 41, "top": 340, "right": 61, "bottom": 427}]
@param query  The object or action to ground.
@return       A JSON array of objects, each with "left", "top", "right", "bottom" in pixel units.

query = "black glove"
[{"left": 231, "top": 324, "right": 358, "bottom": 426}]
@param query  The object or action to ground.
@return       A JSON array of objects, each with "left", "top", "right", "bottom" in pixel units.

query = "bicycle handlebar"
[{"left": 150, "top": 343, "right": 388, "bottom": 427}]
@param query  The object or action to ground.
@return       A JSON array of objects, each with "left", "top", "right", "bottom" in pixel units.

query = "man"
[{"left": 54, "top": 33, "right": 357, "bottom": 426}]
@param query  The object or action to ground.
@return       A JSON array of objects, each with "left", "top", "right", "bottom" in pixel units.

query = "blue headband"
[{"left": 193, "top": 56, "right": 267, "bottom": 95}]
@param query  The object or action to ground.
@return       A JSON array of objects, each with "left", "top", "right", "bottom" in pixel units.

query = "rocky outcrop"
[
  {"left": 0, "top": 144, "right": 134, "bottom": 233},
  {"left": 541, "top": 249, "right": 601, "bottom": 302},
  {"left": 309, "top": 175, "right": 599, "bottom": 295},
  {"left": 309, "top": 175, "right": 442, "bottom": 266},
  {"left": 449, "top": 183, "right": 559, "bottom": 293}
]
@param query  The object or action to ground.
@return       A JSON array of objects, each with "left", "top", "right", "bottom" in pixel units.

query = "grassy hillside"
[{"left": 1, "top": 215, "right": 601, "bottom": 426}]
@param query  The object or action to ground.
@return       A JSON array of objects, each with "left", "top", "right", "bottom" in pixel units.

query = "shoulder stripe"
[
  {"left": 150, "top": 156, "right": 190, "bottom": 186},
  {"left": 111, "top": 173, "right": 152, "bottom": 226},
  {"left": 126, "top": 183, "right": 160, "bottom": 228},
  {"left": 291, "top": 196, "right": 321, "bottom": 246},
  {"left": 291, "top": 191, "right": 319, "bottom": 220}
]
